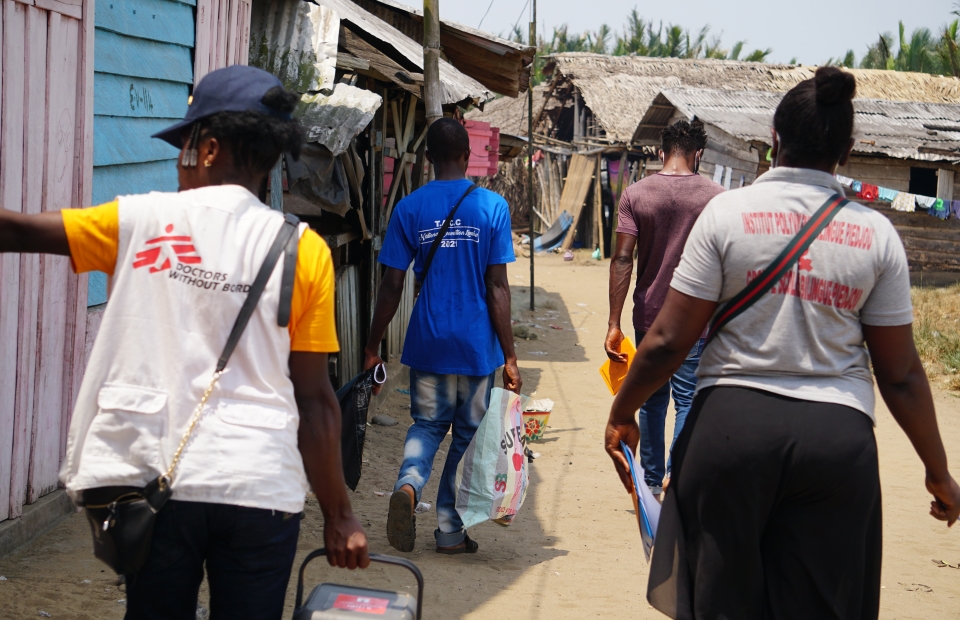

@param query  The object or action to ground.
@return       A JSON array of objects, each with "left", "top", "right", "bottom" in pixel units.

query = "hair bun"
[
  {"left": 814, "top": 66, "right": 856, "bottom": 105},
  {"left": 261, "top": 85, "right": 299, "bottom": 115}
]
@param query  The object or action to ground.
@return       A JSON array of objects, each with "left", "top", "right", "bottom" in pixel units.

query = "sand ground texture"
[{"left": 1, "top": 251, "right": 959, "bottom": 619}]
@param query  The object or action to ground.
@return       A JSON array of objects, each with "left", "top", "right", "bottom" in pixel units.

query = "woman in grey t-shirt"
[{"left": 605, "top": 67, "right": 960, "bottom": 619}]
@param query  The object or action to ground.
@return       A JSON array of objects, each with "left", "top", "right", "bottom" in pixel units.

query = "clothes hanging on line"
[
  {"left": 891, "top": 192, "right": 916, "bottom": 212},
  {"left": 916, "top": 195, "right": 936, "bottom": 209},
  {"left": 952, "top": 200, "right": 960, "bottom": 220},
  {"left": 929, "top": 198, "right": 950, "bottom": 219},
  {"left": 835, "top": 174, "right": 855, "bottom": 188},
  {"left": 712, "top": 165, "right": 724, "bottom": 184},
  {"left": 877, "top": 187, "right": 898, "bottom": 202},
  {"left": 857, "top": 183, "right": 879, "bottom": 202},
  {"left": 851, "top": 180, "right": 862, "bottom": 193}
]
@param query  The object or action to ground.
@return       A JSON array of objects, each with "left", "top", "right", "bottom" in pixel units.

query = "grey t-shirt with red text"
[
  {"left": 616, "top": 173, "right": 724, "bottom": 332},
  {"left": 671, "top": 167, "right": 913, "bottom": 421}
]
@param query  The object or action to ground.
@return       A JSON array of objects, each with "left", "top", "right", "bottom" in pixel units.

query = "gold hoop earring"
[{"left": 204, "top": 160, "right": 212, "bottom": 168}]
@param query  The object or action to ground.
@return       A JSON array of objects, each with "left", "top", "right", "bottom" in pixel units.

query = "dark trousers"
[
  {"left": 124, "top": 500, "right": 300, "bottom": 620},
  {"left": 649, "top": 386, "right": 882, "bottom": 620}
]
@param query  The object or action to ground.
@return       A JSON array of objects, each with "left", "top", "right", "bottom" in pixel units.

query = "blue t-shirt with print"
[{"left": 379, "top": 179, "right": 515, "bottom": 376}]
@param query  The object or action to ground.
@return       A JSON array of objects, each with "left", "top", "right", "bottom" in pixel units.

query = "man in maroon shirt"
[{"left": 604, "top": 120, "right": 724, "bottom": 496}]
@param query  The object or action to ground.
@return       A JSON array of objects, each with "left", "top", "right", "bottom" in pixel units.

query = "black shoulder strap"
[
  {"left": 277, "top": 213, "right": 300, "bottom": 328},
  {"left": 217, "top": 214, "right": 299, "bottom": 372},
  {"left": 705, "top": 193, "right": 849, "bottom": 345},
  {"left": 419, "top": 183, "right": 479, "bottom": 284}
]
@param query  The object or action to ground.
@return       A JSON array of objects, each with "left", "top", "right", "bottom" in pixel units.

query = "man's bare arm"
[
  {"left": 0, "top": 210, "right": 70, "bottom": 255},
  {"left": 485, "top": 263, "right": 521, "bottom": 393},
  {"left": 362, "top": 267, "right": 407, "bottom": 393},
  {"left": 290, "top": 351, "right": 371, "bottom": 568},
  {"left": 605, "top": 232, "right": 637, "bottom": 362}
]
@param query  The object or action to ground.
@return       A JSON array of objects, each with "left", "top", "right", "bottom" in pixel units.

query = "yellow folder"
[{"left": 599, "top": 337, "right": 636, "bottom": 395}]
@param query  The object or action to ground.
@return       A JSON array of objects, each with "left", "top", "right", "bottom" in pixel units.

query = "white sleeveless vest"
[{"left": 62, "top": 186, "right": 310, "bottom": 513}]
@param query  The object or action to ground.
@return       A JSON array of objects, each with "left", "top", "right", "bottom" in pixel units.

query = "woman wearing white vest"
[{"left": 0, "top": 66, "right": 369, "bottom": 619}]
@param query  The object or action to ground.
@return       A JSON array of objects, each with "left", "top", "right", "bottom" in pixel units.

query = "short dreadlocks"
[{"left": 660, "top": 120, "right": 708, "bottom": 156}]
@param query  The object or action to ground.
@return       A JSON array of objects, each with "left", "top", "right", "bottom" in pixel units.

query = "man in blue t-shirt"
[{"left": 364, "top": 118, "right": 521, "bottom": 555}]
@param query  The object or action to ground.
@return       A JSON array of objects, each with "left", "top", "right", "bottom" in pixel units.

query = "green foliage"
[
  {"left": 832, "top": 7, "right": 960, "bottom": 76},
  {"left": 533, "top": 5, "right": 772, "bottom": 71}
]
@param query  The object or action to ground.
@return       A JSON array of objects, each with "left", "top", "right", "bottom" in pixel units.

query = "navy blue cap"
[{"left": 152, "top": 65, "right": 292, "bottom": 148}]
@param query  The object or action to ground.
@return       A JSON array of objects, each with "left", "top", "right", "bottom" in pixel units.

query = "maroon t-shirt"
[{"left": 616, "top": 173, "right": 724, "bottom": 332}]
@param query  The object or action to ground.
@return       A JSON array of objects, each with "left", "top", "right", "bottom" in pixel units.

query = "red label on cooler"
[{"left": 332, "top": 594, "right": 390, "bottom": 614}]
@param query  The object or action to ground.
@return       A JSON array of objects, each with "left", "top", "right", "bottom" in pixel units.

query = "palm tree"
[
  {"left": 938, "top": 19, "right": 960, "bottom": 76},
  {"left": 860, "top": 32, "right": 896, "bottom": 70},
  {"left": 896, "top": 22, "right": 939, "bottom": 73}
]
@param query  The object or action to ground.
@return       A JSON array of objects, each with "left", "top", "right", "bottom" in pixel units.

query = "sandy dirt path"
[{"left": 0, "top": 251, "right": 958, "bottom": 619}]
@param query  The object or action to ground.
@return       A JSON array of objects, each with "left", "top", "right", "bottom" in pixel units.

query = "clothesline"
[{"left": 834, "top": 174, "right": 959, "bottom": 221}]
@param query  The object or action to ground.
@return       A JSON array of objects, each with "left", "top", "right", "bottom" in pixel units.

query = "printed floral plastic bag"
[{"left": 455, "top": 388, "right": 531, "bottom": 529}]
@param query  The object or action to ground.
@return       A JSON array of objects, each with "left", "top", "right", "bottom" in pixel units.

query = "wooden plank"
[
  {"left": 92, "top": 159, "right": 179, "bottom": 203},
  {"left": 93, "top": 73, "right": 189, "bottom": 118},
  {"left": 69, "top": 0, "right": 94, "bottom": 432},
  {"left": 937, "top": 169, "right": 955, "bottom": 201},
  {"left": 1, "top": 0, "right": 27, "bottom": 520},
  {"left": 595, "top": 155, "right": 604, "bottom": 257},
  {"left": 93, "top": 115, "right": 183, "bottom": 166},
  {"left": 225, "top": 0, "right": 238, "bottom": 65},
  {"left": 29, "top": 11, "right": 80, "bottom": 503},
  {"left": 193, "top": 0, "right": 211, "bottom": 82},
  {"left": 902, "top": 236, "right": 960, "bottom": 254},
  {"left": 33, "top": 0, "right": 80, "bottom": 19},
  {"left": 215, "top": 0, "right": 228, "bottom": 68},
  {"left": 9, "top": 3, "right": 47, "bottom": 518},
  {"left": 94, "top": 0, "right": 194, "bottom": 47},
  {"left": 94, "top": 28, "right": 193, "bottom": 83},
  {"left": 560, "top": 154, "right": 596, "bottom": 251}
]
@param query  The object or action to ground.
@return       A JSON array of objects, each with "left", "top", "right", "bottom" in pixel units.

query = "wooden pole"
[
  {"left": 423, "top": 0, "right": 442, "bottom": 125},
  {"left": 528, "top": 0, "right": 536, "bottom": 311}
]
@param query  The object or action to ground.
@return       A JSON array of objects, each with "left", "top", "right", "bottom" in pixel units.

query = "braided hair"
[{"left": 660, "top": 120, "right": 708, "bottom": 157}]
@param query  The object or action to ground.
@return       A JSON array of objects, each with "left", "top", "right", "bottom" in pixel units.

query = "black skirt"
[{"left": 648, "top": 386, "right": 882, "bottom": 620}]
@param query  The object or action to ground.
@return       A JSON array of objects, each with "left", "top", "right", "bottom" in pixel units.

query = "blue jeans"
[
  {"left": 124, "top": 500, "right": 300, "bottom": 620},
  {"left": 637, "top": 330, "right": 704, "bottom": 493},
  {"left": 396, "top": 368, "right": 495, "bottom": 547}
]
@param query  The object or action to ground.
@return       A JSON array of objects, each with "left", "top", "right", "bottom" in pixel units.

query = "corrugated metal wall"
[
  {"left": 0, "top": 0, "right": 94, "bottom": 521},
  {"left": 86, "top": 0, "right": 196, "bottom": 305},
  {"left": 386, "top": 265, "right": 415, "bottom": 361},
  {"left": 334, "top": 264, "right": 361, "bottom": 386}
]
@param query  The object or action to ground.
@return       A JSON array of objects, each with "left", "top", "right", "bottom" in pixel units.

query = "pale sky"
[{"left": 442, "top": 0, "right": 955, "bottom": 66}]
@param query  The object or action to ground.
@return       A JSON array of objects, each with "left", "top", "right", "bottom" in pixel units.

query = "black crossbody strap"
[
  {"left": 419, "top": 183, "right": 479, "bottom": 283},
  {"left": 277, "top": 213, "right": 300, "bottom": 328},
  {"left": 217, "top": 214, "right": 299, "bottom": 372},
  {"left": 705, "top": 193, "right": 849, "bottom": 345}
]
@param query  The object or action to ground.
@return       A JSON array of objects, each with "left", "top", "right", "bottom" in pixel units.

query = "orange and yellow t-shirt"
[{"left": 61, "top": 201, "right": 339, "bottom": 353}]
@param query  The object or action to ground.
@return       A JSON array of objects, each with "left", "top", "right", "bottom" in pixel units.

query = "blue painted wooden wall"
[{"left": 89, "top": 0, "right": 195, "bottom": 305}]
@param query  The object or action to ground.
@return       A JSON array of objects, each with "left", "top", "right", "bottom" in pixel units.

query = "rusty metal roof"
[
  {"left": 352, "top": 0, "right": 535, "bottom": 97},
  {"left": 315, "top": 0, "right": 491, "bottom": 105}
]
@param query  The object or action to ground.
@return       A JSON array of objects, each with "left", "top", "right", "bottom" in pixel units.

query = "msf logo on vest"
[{"left": 132, "top": 224, "right": 202, "bottom": 272}]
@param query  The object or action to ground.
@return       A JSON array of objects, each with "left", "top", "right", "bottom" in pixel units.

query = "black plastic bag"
[{"left": 337, "top": 365, "right": 386, "bottom": 490}]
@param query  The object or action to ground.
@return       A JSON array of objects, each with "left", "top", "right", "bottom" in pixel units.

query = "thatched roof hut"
[{"left": 540, "top": 53, "right": 960, "bottom": 146}]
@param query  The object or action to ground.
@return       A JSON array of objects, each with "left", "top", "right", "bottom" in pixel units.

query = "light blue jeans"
[
  {"left": 395, "top": 368, "right": 495, "bottom": 547},
  {"left": 637, "top": 331, "right": 705, "bottom": 494}
]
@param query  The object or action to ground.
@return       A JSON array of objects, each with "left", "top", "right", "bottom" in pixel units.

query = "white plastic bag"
[{"left": 454, "top": 388, "right": 530, "bottom": 529}]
